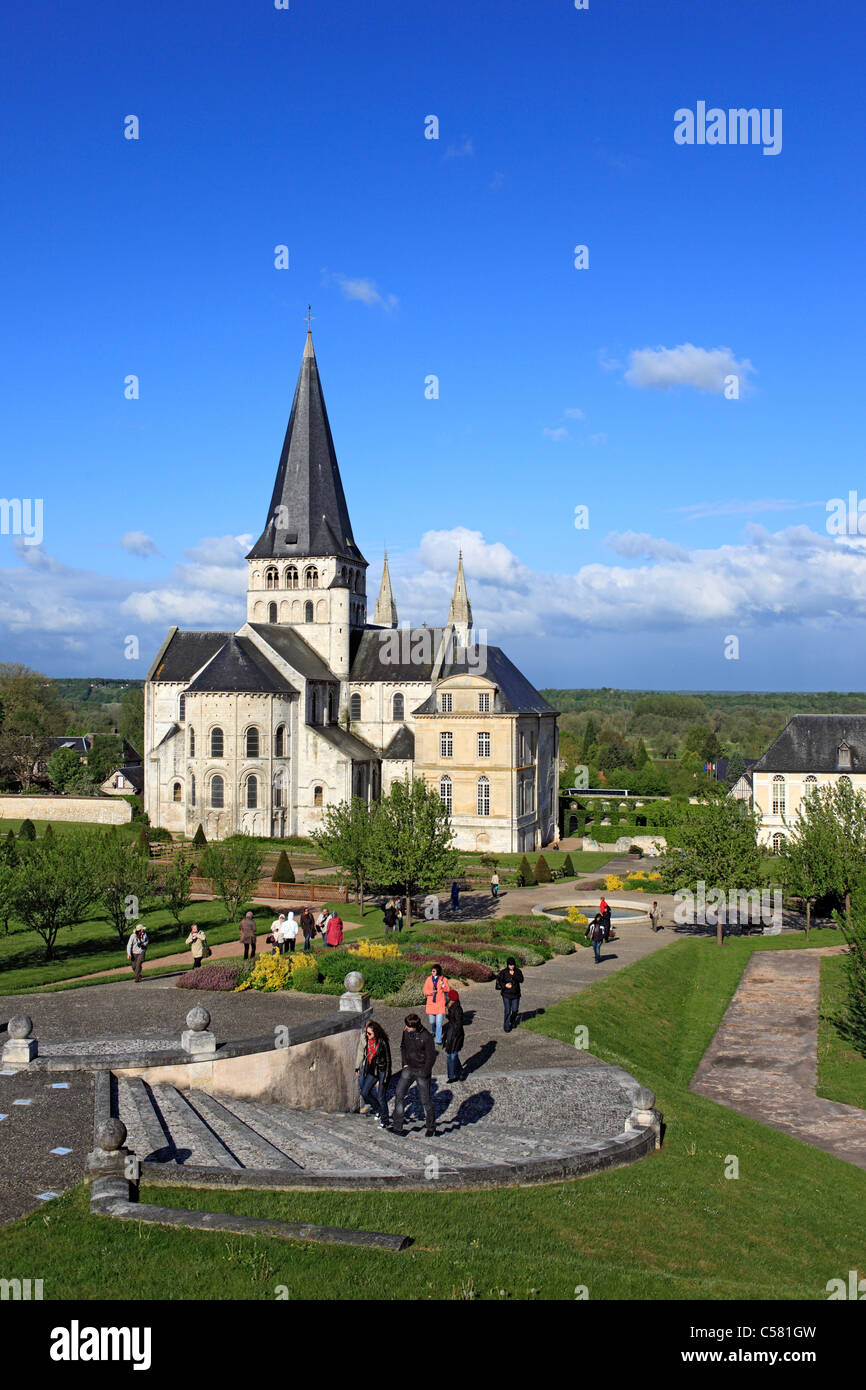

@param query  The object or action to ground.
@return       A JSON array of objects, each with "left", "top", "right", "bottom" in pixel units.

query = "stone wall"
[{"left": 0, "top": 795, "right": 132, "bottom": 826}]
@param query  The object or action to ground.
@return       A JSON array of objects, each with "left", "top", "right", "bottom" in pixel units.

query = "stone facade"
[{"left": 0, "top": 795, "right": 132, "bottom": 826}]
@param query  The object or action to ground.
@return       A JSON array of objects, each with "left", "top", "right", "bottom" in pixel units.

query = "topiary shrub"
[
  {"left": 43, "top": 824, "right": 55, "bottom": 840},
  {"left": 517, "top": 854, "right": 534, "bottom": 886},
  {"left": 272, "top": 850, "right": 295, "bottom": 883},
  {"left": 18, "top": 819, "right": 36, "bottom": 841},
  {"left": 192, "top": 823, "right": 207, "bottom": 847},
  {"left": 561, "top": 853, "right": 576, "bottom": 878},
  {"left": 534, "top": 854, "right": 551, "bottom": 883},
  {"left": 136, "top": 825, "right": 151, "bottom": 857}
]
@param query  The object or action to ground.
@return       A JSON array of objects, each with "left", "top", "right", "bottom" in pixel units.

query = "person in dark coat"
[
  {"left": 443, "top": 989, "right": 465, "bottom": 1083},
  {"left": 602, "top": 902, "right": 613, "bottom": 940},
  {"left": 495, "top": 957, "right": 524, "bottom": 1032},
  {"left": 586, "top": 913, "right": 605, "bottom": 963},
  {"left": 390, "top": 1014, "right": 437, "bottom": 1137},
  {"left": 450, "top": 880, "right": 460, "bottom": 912},
  {"left": 239, "top": 911, "right": 257, "bottom": 960},
  {"left": 356, "top": 1020, "right": 392, "bottom": 1127},
  {"left": 300, "top": 906, "right": 316, "bottom": 951},
  {"left": 383, "top": 899, "right": 397, "bottom": 933}
]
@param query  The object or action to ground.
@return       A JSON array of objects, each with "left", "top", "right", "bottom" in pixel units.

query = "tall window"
[
  {"left": 392, "top": 693, "right": 404, "bottom": 721},
  {"left": 478, "top": 692, "right": 490, "bottom": 713},
  {"left": 305, "top": 567, "right": 317, "bottom": 589},
  {"left": 350, "top": 693, "right": 362, "bottom": 720},
  {"left": 440, "top": 731, "right": 453, "bottom": 758},
  {"left": 440, "top": 775, "right": 452, "bottom": 812},
  {"left": 440, "top": 692, "right": 453, "bottom": 713},
  {"left": 314, "top": 785, "right": 324, "bottom": 807},
  {"left": 210, "top": 727, "right": 224, "bottom": 758},
  {"left": 804, "top": 774, "right": 817, "bottom": 798},
  {"left": 304, "top": 601, "right": 314, "bottom": 622},
  {"left": 172, "top": 781, "right": 182, "bottom": 802},
  {"left": 477, "top": 731, "right": 490, "bottom": 758},
  {"left": 839, "top": 774, "right": 852, "bottom": 787},
  {"left": 189, "top": 727, "right": 195, "bottom": 757},
  {"left": 178, "top": 695, "right": 186, "bottom": 722},
  {"left": 838, "top": 742, "right": 852, "bottom": 770},
  {"left": 265, "top": 567, "right": 278, "bottom": 590},
  {"left": 328, "top": 689, "right": 335, "bottom": 722},
  {"left": 772, "top": 832, "right": 786, "bottom": 855},
  {"left": 477, "top": 776, "right": 490, "bottom": 816},
  {"left": 245, "top": 728, "right": 260, "bottom": 758},
  {"left": 285, "top": 567, "right": 298, "bottom": 589},
  {"left": 246, "top": 776, "right": 258, "bottom": 809},
  {"left": 275, "top": 725, "right": 286, "bottom": 757},
  {"left": 310, "top": 692, "right": 318, "bottom": 724},
  {"left": 273, "top": 771, "right": 284, "bottom": 808},
  {"left": 772, "top": 775, "right": 786, "bottom": 816},
  {"left": 210, "top": 775, "right": 224, "bottom": 809},
  {"left": 191, "top": 774, "right": 196, "bottom": 807},
  {"left": 268, "top": 602, "right": 277, "bottom": 623}
]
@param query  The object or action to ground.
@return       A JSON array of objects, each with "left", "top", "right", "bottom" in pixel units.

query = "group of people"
[
  {"left": 584, "top": 896, "right": 615, "bottom": 963},
  {"left": 265, "top": 908, "right": 344, "bottom": 954},
  {"left": 382, "top": 899, "right": 404, "bottom": 932}
]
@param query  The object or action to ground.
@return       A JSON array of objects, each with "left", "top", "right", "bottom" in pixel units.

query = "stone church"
[{"left": 144, "top": 329, "right": 559, "bottom": 851}]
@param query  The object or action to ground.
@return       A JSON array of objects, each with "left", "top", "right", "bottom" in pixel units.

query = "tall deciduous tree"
[
  {"left": 10, "top": 833, "right": 99, "bottom": 960},
  {"left": 312, "top": 796, "right": 375, "bottom": 914},
  {"left": 780, "top": 779, "right": 866, "bottom": 930},
  {"left": 660, "top": 795, "right": 763, "bottom": 945},
  {"left": 91, "top": 830, "right": 155, "bottom": 941},
  {"left": 366, "top": 777, "right": 458, "bottom": 929},
  {"left": 156, "top": 848, "right": 195, "bottom": 929},
  {"left": 201, "top": 836, "right": 264, "bottom": 922}
]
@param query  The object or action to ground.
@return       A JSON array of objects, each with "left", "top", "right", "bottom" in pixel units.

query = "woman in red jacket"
[{"left": 325, "top": 911, "right": 344, "bottom": 948}]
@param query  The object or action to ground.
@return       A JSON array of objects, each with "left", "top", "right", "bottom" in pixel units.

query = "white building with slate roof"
[
  {"left": 144, "top": 330, "right": 559, "bottom": 850},
  {"left": 751, "top": 714, "right": 866, "bottom": 852}
]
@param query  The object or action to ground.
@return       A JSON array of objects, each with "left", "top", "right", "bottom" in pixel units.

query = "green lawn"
[
  {"left": 2, "top": 928, "right": 862, "bottom": 1299},
  {"left": 457, "top": 850, "right": 614, "bottom": 874},
  {"left": 817, "top": 953, "right": 866, "bottom": 1109},
  {"left": 0, "top": 816, "right": 140, "bottom": 839}
]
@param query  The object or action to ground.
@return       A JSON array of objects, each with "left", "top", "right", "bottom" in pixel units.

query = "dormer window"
[{"left": 837, "top": 741, "right": 852, "bottom": 770}]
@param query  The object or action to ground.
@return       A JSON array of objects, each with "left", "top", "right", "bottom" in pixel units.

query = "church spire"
[
  {"left": 448, "top": 549, "right": 473, "bottom": 646},
  {"left": 246, "top": 327, "right": 365, "bottom": 565},
  {"left": 372, "top": 549, "right": 398, "bottom": 628}
]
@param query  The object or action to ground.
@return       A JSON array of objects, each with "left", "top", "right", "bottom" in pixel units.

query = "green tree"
[
  {"left": 156, "top": 849, "right": 195, "bottom": 929},
  {"left": 46, "top": 745, "right": 84, "bottom": 793},
  {"left": 201, "top": 836, "right": 264, "bottom": 922},
  {"left": 581, "top": 717, "right": 598, "bottom": 761},
  {"left": 0, "top": 664, "right": 67, "bottom": 737},
  {"left": 534, "top": 854, "right": 552, "bottom": 883},
  {"left": 725, "top": 751, "right": 747, "bottom": 788},
  {"left": 365, "top": 778, "right": 458, "bottom": 930},
  {"left": 0, "top": 834, "right": 18, "bottom": 933},
  {"left": 86, "top": 734, "right": 124, "bottom": 786},
  {"left": 192, "top": 824, "right": 207, "bottom": 848},
  {"left": 780, "top": 779, "right": 866, "bottom": 929},
  {"left": 832, "top": 869, "right": 866, "bottom": 1058},
  {"left": 118, "top": 686, "right": 145, "bottom": 756},
  {"left": 660, "top": 796, "right": 763, "bottom": 946},
  {"left": 633, "top": 739, "right": 650, "bottom": 769},
  {"left": 561, "top": 853, "right": 576, "bottom": 878},
  {"left": 516, "top": 854, "right": 534, "bottom": 886},
  {"left": 10, "top": 833, "right": 99, "bottom": 960},
  {"left": 312, "top": 797, "right": 373, "bottom": 913},
  {"left": 91, "top": 830, "right": 155, "bottom": 942},
  {"left": 271, "top": 850, "right": 295, "bottom": 883},
  {"left": 136, "top": 824, "right": 151, "bottom": 857},
  {"left": 18, "top": 818, "right": 36, "bottom": 841}
]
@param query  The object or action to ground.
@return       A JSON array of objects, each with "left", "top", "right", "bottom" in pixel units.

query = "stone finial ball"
[
  {"left": 96, "top": 1118, "right": 127, "bottom": 1152},
  {"left": 343, "top": 971, "right": 364, "bottom": 993},
  {"left": 186, "top": 1006, "right": 211, "bottom": 1032},
  {"left": 634, "top": 1085, "right": 656, "bottom": 1110},
  {"left": 7, "top": 1015, "right": 33, "bottom": 1040}
]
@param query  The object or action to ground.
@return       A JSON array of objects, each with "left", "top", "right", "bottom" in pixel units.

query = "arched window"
[
  {"left": 172, "top": 781, "right": 182, "bottom": 802},
  {"left": 265, "top": 567, "right": 279, "bottom": 590},
  {"left": 772, "top": 832, "right": 786, "bottom": 855},
  {"left": 246, "top": 776, "right": 258, "bottom": 809},
  {"left": 440, "top": 775, "right": 452, "bottom": 813},
  {"left": 341, "top": 566, "right": 347, "bottom": 583},
  {"left": 273, "top": 770, "right": 285, "bottom": 808},
  {"left": 285, "top": 567, "right": 298, "bottom": 589},
  {"left": 477, "top": 776, "right": 490, "bottom": 817},
  {"left": 305, "top": 567, "right": 317, "bottom": 589},
  {"left": 191, "top": 774, "right": 196, "bottom": 807},
  {"left": 275, "top": 725, "right": 286, "bottom": 758},
  {"left": 310, "top": 691, "right": 318, "bottom": 725},
  {"left": 304, "top": 601, "right": 313, "bottom": 622},
  {"left": 245, "top": 728, "right": 260, "bottom": 758},
  {"left": 210, "top": 727, "right": 224, "bottom": 758},
  {"left": 178, "top": 695, "right": 186, "bottom": 722},
  {"left": 328, "top": 689, "right": 335, "bottom": 723},
  {"left": 392, "top": 693, "right": 404, "bottom": 721},
  {"left": 839, "top": 774, "right": 853, "bottom": 787},
  {"left": 211, "top": 775, "right": 224, "bottom": 809},
  {"left": 350, "top": 693, "right": 361, "bottom": 720},
  {"left": 314, "top": 785, "right": 324, "bottom": 808},
  {"left": 772, "top": 775, "right": 786, "bottom": 816},
  {"left": 189, "top": 727, "right": 195, "bottom": 757},
  {"left": 268, "top": 602, "right": 277, "bottom": 623},
  {"left": 804, "top": 774, "right": 817, "bottom": 798}
]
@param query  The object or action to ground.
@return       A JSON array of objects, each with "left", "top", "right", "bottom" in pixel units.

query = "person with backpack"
[
  {"left": 443, "top": 988, "right": 465, "bottom": 1083},
  {"left": 185, "top": 923, "right": 209, "bottom": 969},
  {"left": 356, "top": 1020, "right": 392, "bottom": 1127},
  {"left": 390, "top": 1015, "right": 437, "bottom": 1137},
  {"left": 586, "top": 913, "right": 605, "bottom": 963},
  {"left": 495, "top": 957, "right": 524, "bottom": 1032},
  {"left": 126, "top": 924, "right": 149, "bottom": 982},
  {"left": 423, "top": 963, "right": 450, "bottom": 1044}
]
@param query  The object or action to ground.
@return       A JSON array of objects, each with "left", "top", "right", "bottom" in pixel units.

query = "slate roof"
[
  {"left": 47, "top": 736, "right": 89, "bottom": 756},
  {"left": 752, "top": 715, "right": 866, "bottom": 773},
  {"left": 350, "top": 628, "right": 440, "bottom": 682},
  {"left": 157, "top": 723, "right": 180, "bottom": 748},
  {"left": 246, "top": 333, "right": 366, "bottom": 565},
  {"left": 383, "top": 725, "right": 414, "bottom": 760},
  {"left": 150, "top": 631, "right": 233, "bottom": 683},
  {"left": 105, "top": 764, "right": 145, "bottom": 792},
  {"left": 248, "top": 624, "right": 335, "bottom": 682},
  {"left": 314, "top": 724, "right": 379, "bottom": 761},
  {"left": 185, "top": 636, "right": 297, "bottom": 695},
  {"left": 715, "top": 757, "right": 758, "bottom": 783},
  {"left": 412, "top": 647, "right": 556, "bottom": 717}
]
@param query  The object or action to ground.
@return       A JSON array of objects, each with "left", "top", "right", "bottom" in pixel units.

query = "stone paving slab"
[{"left": 691, "top": 949, "right": 866, "bottom": 1169}]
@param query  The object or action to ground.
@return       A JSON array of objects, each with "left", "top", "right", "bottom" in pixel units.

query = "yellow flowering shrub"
[
  {"left": 235, "top": 954, "right": 291, "bottom": 992},
  {"left": 289, "top": 954, "right": 319, "bottom": 990},
  {"left": 566, "top": 908, "right": 588, "bottom": 926},
  {"left": 604, "top": 875, "right": 624, "bottom": 891},
  {"left": 355, "top": 937, "right": 401, "bottom": 961}
]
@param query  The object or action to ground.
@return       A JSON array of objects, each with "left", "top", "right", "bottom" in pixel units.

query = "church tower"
[
  {"left": 245, "top": 326, "right": 367, "bottom": 677},
  {"left": 372, "top": 550, "right": 398, "bottom": 628},
  {"left": 447, "top": 549, "right": 473, "bottom": 648}
]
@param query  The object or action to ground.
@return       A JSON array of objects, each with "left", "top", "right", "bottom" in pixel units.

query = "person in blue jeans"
[
  {"left": 586, "top": 914, "right": 605, "bottom": 963},
  {"left": 356, "top": 1021, "right": 392, "bottom": 1127},
  {"left": 495, "top": 957, "right": 524, "bottom": 1032},
  {"left": 443, "top": 989, "right": 465, "bottom": 1082}
]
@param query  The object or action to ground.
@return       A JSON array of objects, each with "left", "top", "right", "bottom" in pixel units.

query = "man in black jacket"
[
  {"left": 496, "top": 957, "right": 524, "bottom": 1032},
  {"left": 390, "top": 1014, "right": 437, "bottom": 1137}
]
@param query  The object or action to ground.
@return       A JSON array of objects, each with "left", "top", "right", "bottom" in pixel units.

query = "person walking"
[
  {"left": 239, "top": 911, "right": 258, "bottom": 960},
  {"left": 390, "top": 1014, "right": 437, "bottom": 1137},
  {"left": 281, "top": 910, "right": 299, "bottom": 953},
  {"left": 443, "top": 989, "right": 465, "bottom": 1083},
  {"left": 586, "top": 913, "right": 605, "bottom": 963},
  {"left": 269, "top": 913, "right": 286, "bottom": 954},
  {"left": 356, "top": 1020, "right": 392, "bottom": 1127},
  {"left": 300, "top": 906, "right": 316, "bottom": 951},
  {"left": 316, "top": 908, "right": 329, "bottom": 943},
  {"left": 185, "top": 923, "right": 208, "bottom": 969},
  {"left": 394, "top": 900, "right": 404, "bottom": 932},
  {"left": 490, "top": 869, "right": 500, "bottom": 899},
  {"left": 325, "top": 910, "right": 344, "bottom": 949},
  {"left": 383, "top": 899, "right": 397, "bottom": 933},
  {"left": 495, "top": 957, "right": 524, "bottom": 1032},
  {"left": 423, "top": 963, "right": 450, "bottom": 1045},
  {"left": 649, "top": 900, "right": 663, "bottom": 932},
  {"left": 126, "top": 924, "right": 148, "bottom": 982},
  {"left": 601, "top": 900, "right": 612, "bottom": 941},
  {"left": 450, "top": 880, "right": 460, "bottom": 913}
]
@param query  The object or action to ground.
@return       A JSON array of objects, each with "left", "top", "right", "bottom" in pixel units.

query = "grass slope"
[{"left": 817, "top": 954, "right": 866, "bottom": 1110}]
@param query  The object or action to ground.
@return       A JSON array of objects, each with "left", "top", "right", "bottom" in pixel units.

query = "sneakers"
[{"left": 378, "top": 1119, "right": 388, "bottom": 1129}]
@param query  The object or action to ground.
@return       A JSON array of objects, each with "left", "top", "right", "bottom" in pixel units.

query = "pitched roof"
[
  {"left": 412, "top": 646, "right": 557, "bottom": 716},
  {"left": 752, "top": 715, "right": 866, "bottom": 773},
  {"left": 248, "top": 624, "right": 335, "bottom": 681},
  {"left": 185, "top": 636, "right": 297, "bottom": 695},
  {"left": 383, "top": 725, "right": 414, "bottom": 760},
  {"left": 246, "top": 332, "right": 366, "bottom": 565},
  {"left": 149, "top": 631, "right": 233, "bottom": 683},
  {"left": 104, "top": 764, "right": 145, "bottom": 792},
  {"left": 714, "top": 757, "right": 758, "bottom": 783},
  {"left": 47, "top": 736, "right": 89, "bottom": 756},
  {"left": 350, "top": 627, "right": 440, "bottom": 682},
  {"left": 314, "top": 724, "right": 379, "bottom": 761}
]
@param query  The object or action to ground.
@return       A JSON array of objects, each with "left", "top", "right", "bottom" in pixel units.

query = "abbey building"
[{"left": 144, "top": 330, "right": 559, "bottom": 852}]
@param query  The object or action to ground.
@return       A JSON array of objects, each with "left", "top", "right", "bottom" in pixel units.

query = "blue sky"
[{"left": 1, "top": 0, "right": 864, "bottom": 690}]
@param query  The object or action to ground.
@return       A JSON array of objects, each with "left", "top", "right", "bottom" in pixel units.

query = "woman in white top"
[{"left": 281, "top": 911, "right": 299, "bottom": 954}]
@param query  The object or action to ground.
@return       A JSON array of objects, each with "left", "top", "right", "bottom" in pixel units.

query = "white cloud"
[
  {"left": 542, "top": 426, "right": 569, "bottom": 442},
  {"left": 121, "top": 531, "right": 160, "bottom": 558},
  {"left": 444, "top": 136, "right": 475, "bottom": 159},
  {"left": 624, "top": 343, "right": 754, "bottom": 393},
  {"left": 606, "top": 532, "right": 690, "bottom": 563},
  {"left": 334, "top": 275, "right": 398, "bottom": 312},
  {"left": 675, "top": 498, "right": 822, "bottom": 521},
  {"left": 564, "top": 408, "right": 584, "bottom": 419}
]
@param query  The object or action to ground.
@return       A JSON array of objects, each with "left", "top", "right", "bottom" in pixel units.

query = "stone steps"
[{"left": 149, "top": 1085, "right": 243, "bottom": 1170}]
